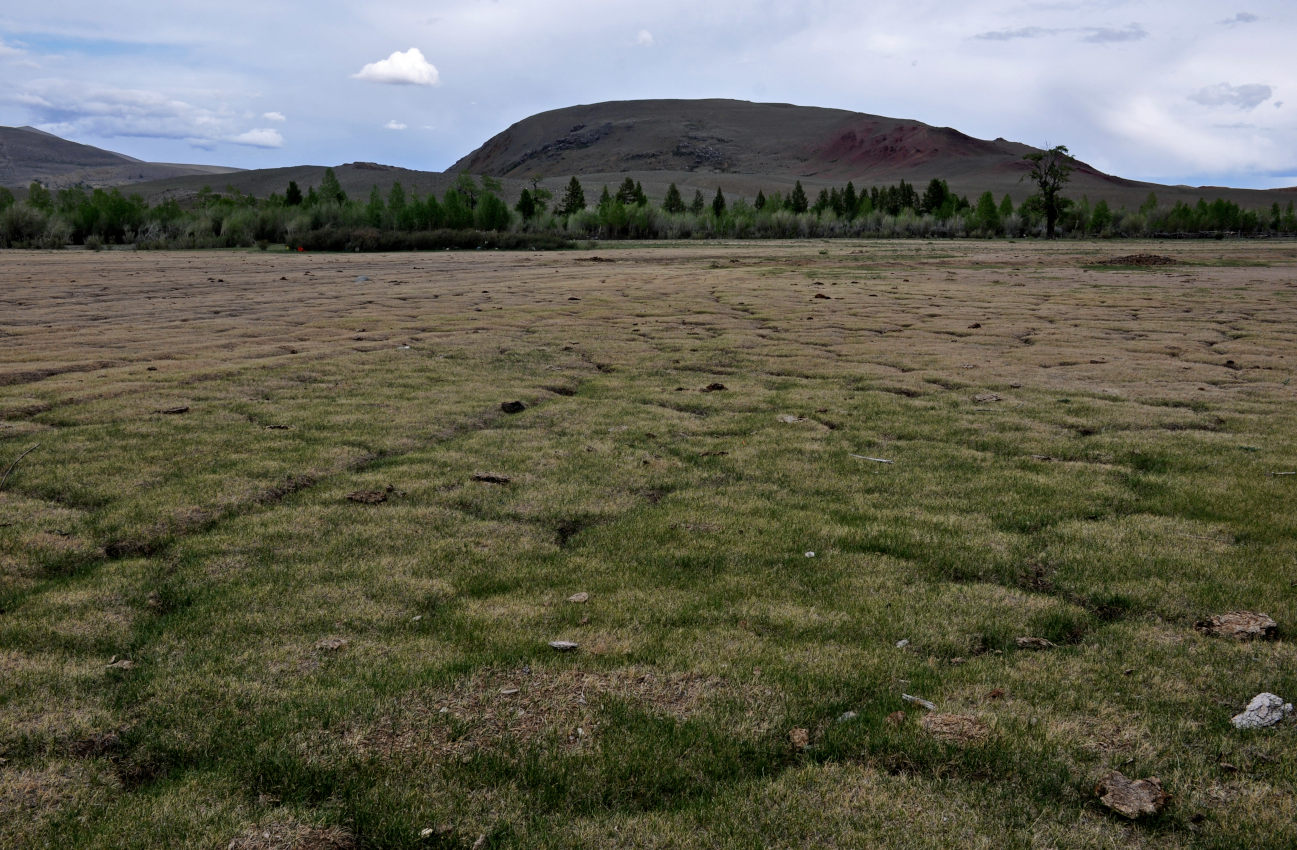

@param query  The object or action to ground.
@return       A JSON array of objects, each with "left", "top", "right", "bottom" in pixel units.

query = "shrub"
[{"left": 0, "top": 204, "right": 49, "bottom": 247}]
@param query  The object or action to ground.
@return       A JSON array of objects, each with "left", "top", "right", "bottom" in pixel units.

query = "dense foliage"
[{"left": 2, "top": 166, "right": 1293, "bottom": 250}]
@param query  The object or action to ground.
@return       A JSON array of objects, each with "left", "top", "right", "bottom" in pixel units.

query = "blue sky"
[{"left": 1, "top": 1, "right": 1294, "bottom": 188}]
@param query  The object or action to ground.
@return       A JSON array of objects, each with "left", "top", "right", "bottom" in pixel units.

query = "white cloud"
[
  {"left": 230, "top": 127, "right": 283, "bottom": 148},
  {"left": 636, "top": 29, "right": 655, "bottom": 47},
  {"left": 262, "top": 111, "right": 286, "bottom": 122},
  {"left": 0, "top": 39, "right": 25, "bottom": 57},
  {"left": 1190, "top": 82, "right": 1273, "bottom": 110},
  {"left": 14, "top": 81, "right": 230, "bottom": 141},
  {"left": 384, "top": 119, "right": 407, "bottom": 130},
  {"left": 352, "top": 47, "right": 439, "bottom": 86}
]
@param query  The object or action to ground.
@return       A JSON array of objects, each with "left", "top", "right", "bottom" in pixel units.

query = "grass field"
[{"left": 2, "top": 240, "right": 1296, "bottom": 849}]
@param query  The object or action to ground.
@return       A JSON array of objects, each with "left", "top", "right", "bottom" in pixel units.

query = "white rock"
[
  {"left": 895, "top": 639, "right": 909, "bottom": 648},
  {"left": 1231, "top": 692, "right": 1293, "bottom": 729},
  {"left": 549, "top": 640, "right": 579, "bottom": 651}
]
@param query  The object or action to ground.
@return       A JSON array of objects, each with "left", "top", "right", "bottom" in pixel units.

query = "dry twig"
[{"left": 0, "top": 443, "right": 40, "bottom": 491}]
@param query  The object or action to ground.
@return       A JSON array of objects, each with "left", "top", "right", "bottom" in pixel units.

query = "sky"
[{"left": 1, "top": 1, "right": 1294, "bottom": 189}]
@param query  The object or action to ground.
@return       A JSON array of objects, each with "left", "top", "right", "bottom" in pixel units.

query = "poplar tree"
[{"left": 1022, "top": 145, "right": 1073, "bottom": 238}]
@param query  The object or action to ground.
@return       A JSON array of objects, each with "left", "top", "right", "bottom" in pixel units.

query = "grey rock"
[{"left": 1231, "top": 692, "right": 1293, "bottom": 729}]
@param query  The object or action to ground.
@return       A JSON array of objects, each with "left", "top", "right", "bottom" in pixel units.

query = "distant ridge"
[
  {"left": 0, "top": 125, "right": 241, "bottom": 189},
  {"left": 12, "top": 102, "right": 1290, "bottom": 211}
]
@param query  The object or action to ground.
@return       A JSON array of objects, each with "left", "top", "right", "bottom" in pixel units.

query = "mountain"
[
  {"left": 0, "top": 125, "right": 241, "bottom": 189},
  {"left": 448, "top": 99, "right": 1210, "bottom": 208}
]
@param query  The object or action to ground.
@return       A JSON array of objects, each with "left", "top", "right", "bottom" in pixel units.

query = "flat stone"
[
  {"left": 566, "top": 592, "right": 589, "bottom": 603},
  {"left": 548, "top": 640, "right": 579, "bottom": 652},
  {"left": 1195, "top": 611, "right": 1278, "bottom": 641}
]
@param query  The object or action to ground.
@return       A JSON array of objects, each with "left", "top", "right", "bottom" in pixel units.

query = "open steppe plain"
[{"left": 2, "top": 240, "right": 1296, "bottom": 848}]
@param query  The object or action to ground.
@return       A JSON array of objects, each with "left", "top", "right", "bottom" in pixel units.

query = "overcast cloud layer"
[{"left": 1, "top": 1, "right": 1294, "bottom": 188}]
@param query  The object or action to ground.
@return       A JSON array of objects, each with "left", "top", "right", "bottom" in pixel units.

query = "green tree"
[
  {"left": 475, "top": 193, "right": 511, "bottom": 231},
  {"left": 1090, "top": 199, "right": 1112, "bottom": 234},
  {"left": 454, "top": 174, "right": 481, "bottom": 209},
  {"left": 998, "top": 194, "right": 1014, "bottom": 219},
  {"left": 318, "top": 168, "right": 347, "bottom": 205},
  {"left": 812, "top": 188, "right": 830, "bottom": 215},
  {"left": 27, "top": 182, "right": 53, "bottom": 211},
  {"left": 515, "top": 188, "right": 537, "bottom": 220},
  {"left": 1140, "top": 191, "right": 1158, "bottom": 216},
  {"left": 972, "top": 191, "right": 1000, "bottom": 234},
  {"left": 557, "top": 176, "right": 586, "bottom": 215},
  {"left": 365, "top": 185, "right": 385, "bottom": 227},
  {"left": 598, "top": 185, "right": 613, "bottom": 211},
  {"left": 712, "top": 187, "right": 726, "bottom": 217},
  {"left": 285, "top": 180, "right": 303, "bottom": 206},
  {"left": 528, "top": 175, "right": 552, "bottom": 214},
  {"left": 633, "top": 181, "right": 647, "bottom": 206},
  {"left": 663, "top": 183, "right": 685, "bottom": 214},
  {"left": 690, "top": 189, "right": 705, "bottom": 215},
  {"left": 441, "top": 189, "right": 473, "bottom": 229},
  {"left": 921, "top": 178, "right": 950, "bottom": 216},
  {"left": 842, "top": 182, "right": 858, "bottom": 219},
  {"left": 1022, "top": 144, "right": 1073, "bottom": 238},
  {"left": 419, "top": 193, "right": 444, "bottom": 229},
  {"left": 754, "top": 189, "right": 766, "bottom": 211},
  {"left": 787, "top": 181, "right": 808, "bottom": 214},
  {"left": 615, "top": 177, "right": 638, "bottom": 205}
]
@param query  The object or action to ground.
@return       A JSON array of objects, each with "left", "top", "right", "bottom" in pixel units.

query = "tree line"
[{"left": 2, "top": 162, "right": 1294, "bottom": 250}]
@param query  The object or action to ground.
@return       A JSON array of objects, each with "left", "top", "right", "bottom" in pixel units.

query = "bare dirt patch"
[{"left": 226, "top": 821, "right": 355, "bottom": 850}]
